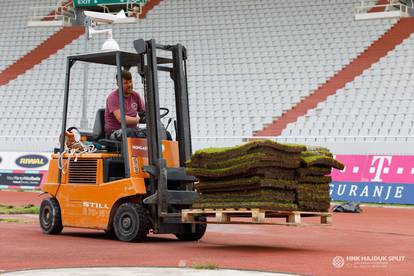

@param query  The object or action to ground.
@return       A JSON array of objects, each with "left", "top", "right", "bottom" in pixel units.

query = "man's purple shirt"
[{"left": 105, "top": 89, "right": 145, "bottom": 134}]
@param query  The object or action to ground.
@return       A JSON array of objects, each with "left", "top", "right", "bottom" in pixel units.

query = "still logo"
[{"left": 82, "top": 201, "right": 109, "bottom": 209}]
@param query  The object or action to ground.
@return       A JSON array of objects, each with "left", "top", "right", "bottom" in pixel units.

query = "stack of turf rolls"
[
  {"left": 186, "top": 140, "right": 344, "bottom": 212},
  {"left": 297, "top": 147, "right": 344, "bottom": 211}
]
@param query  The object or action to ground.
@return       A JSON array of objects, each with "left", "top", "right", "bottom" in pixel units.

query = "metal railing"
[
  {"left": 355, "top": 1, "right": 409, "bottom": 15},
  {"left": 28, "top": 1, "right": 76, "bottom": 26},
  {"left": 97, "top": 0, "right": 145, "bottom": 16}
]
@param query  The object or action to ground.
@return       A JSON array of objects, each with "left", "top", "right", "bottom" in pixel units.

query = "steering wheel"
[{"left": 138, "top": 107, "right": 169, "bottom": 124}]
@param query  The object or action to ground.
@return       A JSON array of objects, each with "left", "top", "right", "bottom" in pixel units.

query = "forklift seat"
[
  {"left": 92, "top": 108, "right": 106, "bottom": 141},
  {"left": 91, "top": 108, "right": 121, "bottom": 150}
]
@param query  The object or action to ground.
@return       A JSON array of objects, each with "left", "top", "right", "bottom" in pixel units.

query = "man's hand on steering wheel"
[{"left": 138, "top": 107, "right": 169, "bottom": 124}]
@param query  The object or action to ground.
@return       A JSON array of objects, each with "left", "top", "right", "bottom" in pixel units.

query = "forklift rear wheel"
[
  {"left": 175, "top": 216, "right": 207, "bottom": 241},
  {"left": 39, "top": 197, "right": 63, "bottom": 235},
  {"left": 113, "top": 202, "right": 149, "bottom": 242}
]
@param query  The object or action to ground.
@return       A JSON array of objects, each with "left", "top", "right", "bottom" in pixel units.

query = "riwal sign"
[
  {"left": 331, "top": 155, "right": 414, "bottom": 204},
  {"left": 0, "top": 152, "right": 50, "bottom": 190}
]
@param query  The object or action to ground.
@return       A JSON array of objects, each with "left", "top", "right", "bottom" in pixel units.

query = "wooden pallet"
[{"left": 181, "top": 208, "right": 332, "bottom": 226}]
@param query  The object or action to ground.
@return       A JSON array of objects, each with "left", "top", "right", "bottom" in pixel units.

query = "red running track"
[
  {"left": 0, "top": 191, "right": 413, "bottom": 275},
  {"left": 0, "top": 191, "right": 44, "bottom": 206}
]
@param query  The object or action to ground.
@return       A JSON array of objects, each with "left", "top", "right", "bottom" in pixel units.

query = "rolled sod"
[
  {"left": 296, "top": 192, "right": 330, "bottom": 201},
  {"left": 300, "top": 153, "right": 344, "bottom": 170},
  {"left": 196, "top": 188, "right": 296, "bottom": 203},
  {"left": 187, "top": 152, "right": 301, "bottom": 170},
  {"left": 187, "top": 159, "right": 300, "bottom": 179},
  {"left": 296, "top": 166, "right": 332, "bottom": 176},
  {"left": 195, "top": 176, "right": 297, "bottom": 193},
  {"left": 186, "top": 140, "right": 343, "bottom": 213},
  {"left": 298, "top": 175, "right": 332, "bottom": 184},
  {"left": 192, "top": 201, "right": 298, "bottom": 211},
  {"left": 297, "top": 183, "right": 330, "bottom": 191},
  {"left": 197, "top": 166, "right": 297, "bottom": 181},
  {"left": 296, "top": 183, "right": 330, "bottom": 212},
  {"left": 189, "top": 140, "right": 306, "bottom": 163},
  {"left": 297, "top": 184, "right": 330, "bottom": 198},
  {"left": 298, "top": 200, "right": 331, "bottom": 212},
  {"left": 303, "top": 148, "right": 333, "bottom": 157}
]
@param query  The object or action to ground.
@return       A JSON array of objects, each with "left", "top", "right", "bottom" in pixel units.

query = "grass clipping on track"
[
  {"left": 0, "top": 204, "right": 39, "bottom": 214},
  {"left": 192, "top": 263, "right": 219, "bottom": 270},
  {"left": 186, "top": 140, "right": 344, "bottom": 212}
]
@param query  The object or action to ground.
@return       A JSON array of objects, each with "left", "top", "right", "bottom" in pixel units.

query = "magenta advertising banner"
[{"left": 331, "top": 155, "right": 414, "bottom": 204}]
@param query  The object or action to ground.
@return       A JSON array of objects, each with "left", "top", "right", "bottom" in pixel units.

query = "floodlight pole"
[{"left": 80, "top": 18, "right": 90, "bottom": 130}]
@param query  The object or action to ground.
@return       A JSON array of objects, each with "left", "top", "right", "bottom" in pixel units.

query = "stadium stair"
[
  {"left": 370, "top": 0, "right": 390, "bottom": 13},
  {"left": 139, "top": 0, "right": 162, "bottom": 19},
  {"left": 42, "top": 0, "right": 74, "bottom": 21},
  {"left": 255, "top": 17, "right": 414, "bottom": 136},
  {"left": 0, "top": 26, "right": 84, "bottom": 86}
]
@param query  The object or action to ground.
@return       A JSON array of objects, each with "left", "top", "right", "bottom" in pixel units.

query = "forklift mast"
[
  {"left": 144, "top": 40, "right": 192, "bottom": 170},
  {"left": 141, "top": 40, "right": 197, "bottom": 230}
]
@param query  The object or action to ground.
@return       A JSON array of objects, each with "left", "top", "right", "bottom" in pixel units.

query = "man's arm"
[
  {"left": 113, "top": 109, "right": 140, "bottom": 125},
  {"left": 138, "top": 93, "right": 145, "bottom": 111}
]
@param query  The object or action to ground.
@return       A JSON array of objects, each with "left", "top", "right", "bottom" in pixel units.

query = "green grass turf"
[
  {"left": 187, "top": 159, "right": 301, "bottom": 179},
  {"left": 192, "top": 201, "right": 298, "bottom": 211},
  {"left": 187, "top": 151, "right": 301, "bottom": 169},
  {"left": 0, "top": 204, "right": 39, "bottom": 214},
  {"left": 195, "top": 176, "right": 297, "bottom": 192},
  {"left": 301, "top": 154, "right": 344, "bottom": 170},
  {"left": 189, "top": 140, "right": 306, "bottom": 165}
]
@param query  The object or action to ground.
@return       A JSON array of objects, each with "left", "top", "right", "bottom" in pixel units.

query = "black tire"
[
  {"left": 113, "top": 202, "right": 150, "bottom": 242},
  {"left": 39, "top": 197, "right": 63, "bottom": 235},
  {"left": 175, "top": 216, "right": 207, "bottom": 241},
  {"left": 104, "top": 227, "right": 116, "bottom": 238}
]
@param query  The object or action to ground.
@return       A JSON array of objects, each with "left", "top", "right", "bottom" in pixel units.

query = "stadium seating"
[
  {"left": 0, "top": 0, "right": 402, "bottom": 152},
  {"left": 282, "top": 32, "right": 414, "bottom": 144},
  {"left": 0, "top": 0, "right": 61, "bottom": 72}
]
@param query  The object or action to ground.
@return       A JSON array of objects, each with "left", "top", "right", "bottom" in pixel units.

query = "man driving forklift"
[{"left": 105, "top": 70, "right": 145, "bottom": 139}]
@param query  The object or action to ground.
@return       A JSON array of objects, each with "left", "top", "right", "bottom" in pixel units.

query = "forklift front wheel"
[
  {"left": 175, "top": 216, "right": 207, "bottom": 241},
  {"left": 113, "top": 202, "right": 149, "bottom": 242},
  {"left": 39, "top": 197, "right": 63, "bottom": 235}
]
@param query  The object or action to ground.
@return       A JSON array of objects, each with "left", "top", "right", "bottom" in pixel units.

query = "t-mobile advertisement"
[
  {"left": 331, "top": 155, "right": 414, "bottom": 204},
  {"left": 0, "top": 152, "right": 50, "bottom": 189}
]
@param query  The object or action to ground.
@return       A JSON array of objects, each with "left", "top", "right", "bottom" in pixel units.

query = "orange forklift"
[{"left": 39, "top": 39, "right": 206, "bottom": 242}]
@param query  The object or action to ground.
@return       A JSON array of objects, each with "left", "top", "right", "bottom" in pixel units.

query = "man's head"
[{"left": 116, "top": 70, "right": 133, "bottom": 97}]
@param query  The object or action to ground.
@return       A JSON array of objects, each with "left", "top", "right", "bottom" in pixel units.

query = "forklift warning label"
[
  {"left": 0, "top": 172, "right": 43, "bottom": 186},
  {"left": 130, "top": 139, "right": 148, "bottom": 157}
]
